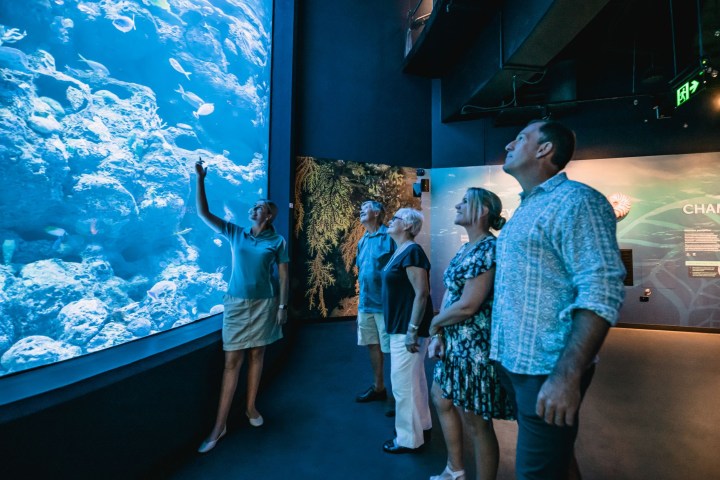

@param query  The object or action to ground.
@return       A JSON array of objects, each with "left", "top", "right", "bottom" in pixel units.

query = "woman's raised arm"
[{"left": 195, "top": 159, "right": 224, "bottom": 233}]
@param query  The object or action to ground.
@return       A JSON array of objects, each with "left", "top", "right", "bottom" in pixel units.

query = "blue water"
[{"left": 0, "top": 0, "right": 273, "bottom": 375}]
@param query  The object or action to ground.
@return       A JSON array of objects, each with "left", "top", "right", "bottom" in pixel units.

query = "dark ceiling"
[
  {"left": 403, "top": 0, "right": 720, "bottom": 124},
  {"left": 547, "top": 0, "right": 719, "bottom": 101}
]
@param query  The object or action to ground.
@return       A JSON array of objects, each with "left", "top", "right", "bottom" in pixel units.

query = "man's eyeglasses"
[{"left": 389, "top": 216, "right": 403, "bottom": 223}]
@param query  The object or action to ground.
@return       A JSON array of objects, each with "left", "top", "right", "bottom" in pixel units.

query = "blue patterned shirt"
[
  {"left": 357, "top": 224, "right": 395, "bottom": 313},
  {"left": 490, "top": 173, "right": 626, "bottom": 375}
]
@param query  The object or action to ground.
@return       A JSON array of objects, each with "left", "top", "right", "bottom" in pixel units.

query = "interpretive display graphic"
[
  {"left": 685, "top": 229, "right": 720, "bottom": 278},
  {"left": 293, "top": 157, "right": 426, "bottom": 319},
  {"left": 431, "top": 152, "right": 720, "bottom": 329},
  {"left": 0, "top": 0, "right": 273, "bottom": 375}
]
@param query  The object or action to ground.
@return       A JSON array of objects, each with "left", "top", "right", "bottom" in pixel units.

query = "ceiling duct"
[{"left": 438, "top": 0, "right": 611, "bottom": 122}]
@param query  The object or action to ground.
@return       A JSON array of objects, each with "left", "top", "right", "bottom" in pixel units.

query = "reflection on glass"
[{"left": 0, "top": 0, "right": 273, "bottom": 375}]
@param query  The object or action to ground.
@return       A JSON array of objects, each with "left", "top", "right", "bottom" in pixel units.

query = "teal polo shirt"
[{"left": 221, "top": 221, "right": 289, "bottom": 299}]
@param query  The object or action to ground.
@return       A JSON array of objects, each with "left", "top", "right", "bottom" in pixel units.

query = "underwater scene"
[{"left": 0, "top": 0, "right": 273, "bottom": 375}]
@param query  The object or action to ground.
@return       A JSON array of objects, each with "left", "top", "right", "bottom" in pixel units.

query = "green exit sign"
[{"left": 674, "top": 61, "right": 709, "bottom": 108}]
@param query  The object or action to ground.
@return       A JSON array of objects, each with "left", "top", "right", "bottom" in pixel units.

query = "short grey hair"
[
  {"left": 394, "top": 208, "right": 423, "bottom": 237},
  {"left": 361, "top": 200, "right": 385, "bottom": 223}
]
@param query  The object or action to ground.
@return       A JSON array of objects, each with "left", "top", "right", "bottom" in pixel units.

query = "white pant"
[{"left": 390, "top": 334, "right": 431, "bottom": 448}]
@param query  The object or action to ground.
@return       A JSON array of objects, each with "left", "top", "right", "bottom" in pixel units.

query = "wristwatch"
[{"left": 278, "top": 304, "right": 288, "bottom": 310}]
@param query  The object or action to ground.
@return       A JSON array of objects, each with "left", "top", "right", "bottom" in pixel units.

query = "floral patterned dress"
[{"left": 433, "top": 235, "right": 515, "bottom": 420}]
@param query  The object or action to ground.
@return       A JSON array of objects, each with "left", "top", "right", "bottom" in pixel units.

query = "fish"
[
  {"left": 176, "top": 122, "right": 193, "bottom": 130},
  {"left": 169, "top": 58, "right": 191, "bottom": 81},
  {"left": 89, "top": 219, "right": 98, "bottom": 235},
  {"left": 45, "top": 226, "right": 67, "bottom": 237},
  {"left": 174, "top": 84, "right": 204, "bottom": 108},
  {"left": 174, "top": 227, "right": 192, "bottom": 235},
  {"left": 0, "top": 27, "right": 27, "bottom": 45},
  {"left": 78, "top": 53, "right": 109, "bottom": 76},
  {"left": 192, "top": 103, "right": 214, "bottom": 119},
  {"left": 147, "top": 280, "right": 177, "bottom": 301},
  {"left": 77, "top": 2, "right": 100, "bottom": 16},
  {"left": 213, "top": 238, "right": 223, "bottom": 247},
  {"left": 46, "top": 226, "right": 68, "bottom": 250},
  {"left": 222, "top": 149, "right": 230, "bottom": 156},
  {"left": 112, "top": 15, "right": 136, "bottom": 33},
  {"left": 202, "top": 23, "right": 219, "bottom": 35}
]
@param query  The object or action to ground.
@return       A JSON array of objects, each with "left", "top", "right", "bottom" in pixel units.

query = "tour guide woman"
[
  {"left": 195, "top": 159, "right": 289, "bottom": 454},
  {"left": 381, "top": 207, "right": 433, "bottom": 454}
]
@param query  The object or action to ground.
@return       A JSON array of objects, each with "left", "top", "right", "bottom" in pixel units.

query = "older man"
[
  {"left": 355, "top": 201, "right": 395, "bottom": 412},
  {"left": 491, "top": 120, "right": 626, "bottom": 479}
]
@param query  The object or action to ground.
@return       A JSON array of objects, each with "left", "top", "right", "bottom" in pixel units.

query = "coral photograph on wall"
[{"left": 293, "top": 156, "right": 422, "bottom": 319}]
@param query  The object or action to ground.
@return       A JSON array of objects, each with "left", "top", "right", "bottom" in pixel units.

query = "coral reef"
[
  {"left": 0, "top": 0, "right": 272, "bottom": 375},
  {"left": 294, "top": 157, "right": 420, "bottom": 318}
]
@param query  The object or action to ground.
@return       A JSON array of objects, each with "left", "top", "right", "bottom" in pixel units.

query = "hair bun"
[{"left": 492, "top": 216, "right": 507, "bottom": 230}]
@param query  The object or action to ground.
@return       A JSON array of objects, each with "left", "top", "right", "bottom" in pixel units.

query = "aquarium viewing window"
[{"left": 0, "top": 0, "right": 274, "bottom": 376}]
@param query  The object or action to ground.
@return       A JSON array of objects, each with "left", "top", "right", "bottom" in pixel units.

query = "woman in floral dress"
[{"left": 427, "top": 188, "right": 515, "bottom": 480}]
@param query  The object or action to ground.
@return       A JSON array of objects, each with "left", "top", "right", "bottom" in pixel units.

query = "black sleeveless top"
[{"left": 381, "top": 243, "right": 433, "bottom": 337}]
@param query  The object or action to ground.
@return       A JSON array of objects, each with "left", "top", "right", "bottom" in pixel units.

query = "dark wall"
[
  {"left": 432, "top": 80, "right": 720, "bottom": 169},
  {"left": 269, "top": 0, "right": 296, "bottom": 240},
  {"left": 0, "top": 325, "right": 296, "bottom": 479},
  {"left": 295, "top": 0, "right": 432, "bottom": 167},
  {"left": 1, "top": 332, "right": 224, "bottom": 479}
]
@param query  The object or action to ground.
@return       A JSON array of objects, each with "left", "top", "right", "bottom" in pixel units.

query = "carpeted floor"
[{"left": 165, "top": 322, "right": 720, "bottom": 480}]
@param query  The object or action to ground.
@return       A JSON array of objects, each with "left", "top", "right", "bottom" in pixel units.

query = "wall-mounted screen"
[{"left": 0, "top": 0, "right": 273, "bottom": 375}]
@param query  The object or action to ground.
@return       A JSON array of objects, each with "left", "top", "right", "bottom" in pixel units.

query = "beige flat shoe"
[
  {"left": 247, "top": 412, "right": 264, "bottom": 427},
  {"left": 197, "top": 427, "right": 227, "bottom": 454}
]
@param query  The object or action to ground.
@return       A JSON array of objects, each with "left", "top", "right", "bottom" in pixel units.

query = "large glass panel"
[{"left": 0, "top": 0, "right": 273, "bottom": 375}]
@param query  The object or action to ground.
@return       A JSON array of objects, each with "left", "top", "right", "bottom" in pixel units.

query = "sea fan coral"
[{"left": 608, "top": 192, "right": 632, "bottom": 221}]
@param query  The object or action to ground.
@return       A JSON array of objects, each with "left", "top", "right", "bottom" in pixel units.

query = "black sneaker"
[{"left": 356, "top": 385, "right": 388, "bottom": 403}]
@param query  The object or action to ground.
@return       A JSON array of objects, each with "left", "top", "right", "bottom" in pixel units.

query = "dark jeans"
[{"left": 497, "top": 363, "right": 595, "bottom": 480}]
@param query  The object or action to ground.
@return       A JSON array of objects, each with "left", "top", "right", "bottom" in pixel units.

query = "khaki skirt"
[{"left": 222, "top": 295, "right": 282, "bottom": 351}]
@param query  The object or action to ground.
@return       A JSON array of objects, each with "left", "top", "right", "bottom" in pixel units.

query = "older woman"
[
  {"left": 195, "top": 159, "right": 289, "bottom": 454},
  {"left": 427, "top": 188, "right": 514, "bottom": 480},
  {"left": 381, "top": 208, "right": 434, "bottom": 454}
]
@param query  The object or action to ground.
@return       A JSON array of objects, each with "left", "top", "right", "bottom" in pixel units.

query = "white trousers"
[{"left": 390, "top": 334, "right": 432, "bottom": 448}]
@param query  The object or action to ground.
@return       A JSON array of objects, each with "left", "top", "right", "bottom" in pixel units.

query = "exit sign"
[{"left": 674, "top": 60, "right": 710, "bottom": 108}]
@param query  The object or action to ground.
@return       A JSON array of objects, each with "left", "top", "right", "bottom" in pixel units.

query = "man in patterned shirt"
[{"left": 490, "top": 120, "right": 626, "bottom": 479}]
